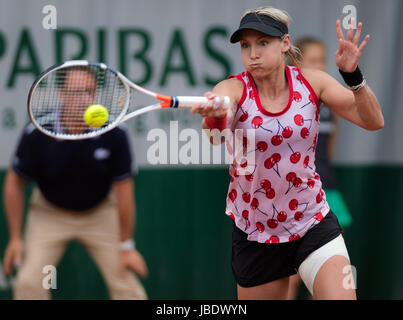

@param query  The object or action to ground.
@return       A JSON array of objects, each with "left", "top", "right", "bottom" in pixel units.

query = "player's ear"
[{"left": 281, "top": 34, "right": 291, "bottom": 53}]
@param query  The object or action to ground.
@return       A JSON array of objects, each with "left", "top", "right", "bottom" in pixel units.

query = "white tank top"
[{"left": 225, "top": 65, "right": 330, "bottom": 244}]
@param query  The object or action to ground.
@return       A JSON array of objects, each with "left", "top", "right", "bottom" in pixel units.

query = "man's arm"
[
  {"left": 3, "top": 170, "right": 26, "bottom": 275},
  {"left": 113, "top": 177, "right": 148, "bottom": 278},
  {"left": 113, "top": 178, "right": 135, "bottom": 242}
]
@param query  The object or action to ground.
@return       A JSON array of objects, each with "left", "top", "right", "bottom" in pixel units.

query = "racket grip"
[{"left": 175, "top": 96, "right": 230, "bottom": 109}]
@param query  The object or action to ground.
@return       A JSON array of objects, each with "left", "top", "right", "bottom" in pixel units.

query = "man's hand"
[
  {"left": 3, "top": 238, "right": 23, "bottom": 275},
  {"left": 119, "top": 249, "right": 149, "bottom": 278}
]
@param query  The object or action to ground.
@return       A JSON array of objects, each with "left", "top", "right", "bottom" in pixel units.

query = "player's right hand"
[
  {"left": 190, "top": 91, "right": 229, "bottom": 119},
  {"left": 3, "top": 238, "right": 23, "bottom": 275}
]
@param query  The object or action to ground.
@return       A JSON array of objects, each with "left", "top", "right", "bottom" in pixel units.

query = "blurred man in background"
[{"left": 2, "top": 68, "right": 148, "bottom": 299}]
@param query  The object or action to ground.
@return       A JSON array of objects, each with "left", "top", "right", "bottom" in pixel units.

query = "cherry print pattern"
[{"left": 225, "top": 67, "right": 330, "bottom": 243}]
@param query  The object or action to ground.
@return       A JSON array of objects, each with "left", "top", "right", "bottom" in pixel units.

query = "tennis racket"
[{"left": 27, "top": 60, "right": 229, "bottom": 140}]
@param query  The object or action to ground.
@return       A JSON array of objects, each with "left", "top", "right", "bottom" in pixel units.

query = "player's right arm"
[
  {"left": 191, "top": 78, "right": 243, "bottom": 145},
  {"left": 3, "top": 170, "right": 26, "bottom": 275},
  {"left": 191, "top": 77, "right": 243, "bottom": 124}
]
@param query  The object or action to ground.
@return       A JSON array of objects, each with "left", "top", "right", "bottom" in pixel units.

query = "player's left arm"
[{"left": 303, "top": 19, "right": 384, "bottom": 131}]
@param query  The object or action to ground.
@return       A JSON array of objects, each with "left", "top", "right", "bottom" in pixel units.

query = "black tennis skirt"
[{"left": 231, "top": 210, "right": 343, "bottom": 288}]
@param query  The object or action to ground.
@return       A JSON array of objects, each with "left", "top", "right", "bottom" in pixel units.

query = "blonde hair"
[{"left": 242, "top": 6, "right": 302, "bottom": 67}]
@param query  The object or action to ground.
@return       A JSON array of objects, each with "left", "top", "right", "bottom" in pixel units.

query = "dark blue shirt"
[{"left": 12, "top": 124, "right": 133, "bottom": 211}]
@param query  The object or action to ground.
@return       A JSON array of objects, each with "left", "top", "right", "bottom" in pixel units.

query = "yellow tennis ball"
[{"left": 84, "top": 104, "right": 109, "bottom": 127}]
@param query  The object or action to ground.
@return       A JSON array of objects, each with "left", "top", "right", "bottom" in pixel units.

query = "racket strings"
[{"left": 30, "top": 65, "right": 129, "bottom": 137}]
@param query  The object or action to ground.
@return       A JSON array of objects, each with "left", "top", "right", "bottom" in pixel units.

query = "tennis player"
[{"left": 191, "top": 6, "right": 383, "bottom": 300}]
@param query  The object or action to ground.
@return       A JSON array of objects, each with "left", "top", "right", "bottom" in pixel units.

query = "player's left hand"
[
  {"left": 335, "top": 18, "right": 370, "bottom": 73},
  {"left": 120, "top": 249, "right": 149, "bottom": 278}
]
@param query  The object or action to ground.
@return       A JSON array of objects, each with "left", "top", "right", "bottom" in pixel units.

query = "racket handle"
[{"left": 174, "top": 96, "right": 230, "bottom": 109}]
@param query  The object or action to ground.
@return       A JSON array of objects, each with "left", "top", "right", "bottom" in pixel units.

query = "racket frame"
[{"left": 28, "top": 60, "right": 228, "bottom": 140}]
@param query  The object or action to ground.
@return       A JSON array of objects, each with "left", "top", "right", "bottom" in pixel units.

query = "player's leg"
[
  {"left": 77, "top": 194, "right": 147, "bottom": 300},
  {"left": 312, "top": 255, "right": 356, "bottom": 300},
  {"left": 237, "top": 277, "right": 289, "bottom": 300},
  {"left": 287, "top": 273, "right": 303, "bottom": 300},
  {"left": 298, "top": 234, "right": 356, "bottom": 300},
  {"left": 14, "top": 189, "right": 71, "bottom": 299}
]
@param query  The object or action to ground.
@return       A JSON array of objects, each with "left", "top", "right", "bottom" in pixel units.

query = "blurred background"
[{"left": 0, "top": 0, "right": 402, "bottom": 299}]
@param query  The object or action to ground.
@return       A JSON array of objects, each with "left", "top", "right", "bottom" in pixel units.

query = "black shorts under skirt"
[{"left": 231, "top": 210, "right": 343, "bottom": 288}]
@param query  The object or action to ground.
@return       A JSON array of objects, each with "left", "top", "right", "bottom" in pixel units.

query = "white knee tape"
[{"left": 298, "top": 234, "right": 350, "bottom": 296}]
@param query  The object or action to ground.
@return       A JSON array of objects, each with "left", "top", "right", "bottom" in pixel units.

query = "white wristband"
[
  {"left": 348, "top": 79, "right": 367, "bottom": 92},
  {"left": 119, "top": 239, "right": 135, "bottom": 251}
]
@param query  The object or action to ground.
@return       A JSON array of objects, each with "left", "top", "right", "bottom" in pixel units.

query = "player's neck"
[{"left": 253, "top": 65, "right": 288, "bottom": 100}]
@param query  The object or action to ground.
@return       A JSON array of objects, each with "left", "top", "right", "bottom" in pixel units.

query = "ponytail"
[{"left": 286, "top": 44, "right": 303, "bottom": 67}]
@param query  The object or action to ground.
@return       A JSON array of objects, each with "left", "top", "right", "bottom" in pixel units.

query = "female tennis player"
[{"left": 191, "top": 6, "right": 383, "bottom": 300}]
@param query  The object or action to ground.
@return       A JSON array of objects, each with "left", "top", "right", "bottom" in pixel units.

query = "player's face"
[
  {"left": 300, "top": 44, "right": 327, "bottom": 71},
  {"left": 239, "top": 29, "right": 290, "bottom": 79}
]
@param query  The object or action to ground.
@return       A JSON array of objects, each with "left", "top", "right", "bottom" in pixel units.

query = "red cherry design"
[
  {"left": 267, "top": 219, "right": 278, "bottom": 229},
  {"left": 242, "top": 136, "right": 248, "bottom": 150},
  {"left": 286, "top": 172, "right": 297, "bottom": 182},
  {"left": 282, "top": 126, "right": 293, "bottom": 138},
  {"left": 290, "top": 152, "right": 301, "bottom": 164},
  {"left": 294, "top": 114, "right": 304, "bottom": 126},
  {"left": 256, "top": 222, "right": 265, "bottom": 233},
  {"left": 240, "top": 160, "right": 248, "bottom": 168},
  {"left": 289, "top": 234, "right": 301, "bottom": 242},
  {"left": 271, "top": 135, "right": 283, "bottom": 146},
  {"left": 265, "top": 188, "right": 275, "bottom": 199},
  {"left": 229, "top": 189, "right": 237, "bottom": 202},
  {"left": 314, "top": 174, "right": 320, "bottom": 180},
  {"left": 288, "top": 144, "right": 301, "bottom": 164},
  {"left": 242, "top": 210, "right": 249, "bottom": 219},
  {"left": 296, "top": 73, "right": 304, "bottom": 83},
  {"left": 239, "top": 111, "right": 249, "bottom": 122},
  {"left": 301, "top": 127, "right": 310, "bottom": 139},
  {"left": 260, "top": 179, "right": 271, "bottom": 190},
  {"left": 245, "top": 174, "right": 253, "bottom": 182},
  {"left": 251, "top": 198, "right": 259, "bottom": 210},
  {"left": 249, "top": 90, "right": 255, "bottom": 100},
  {"left": 307, "top": 179, "right": 315, "bottom": 188},
  {"left": 272, "top": 153, "right": 281, "bottom": 163},
  {"left": 289, "top": 199, "right": 298, "bottom": 211},
  {"left": 266, "top": 235, "right": 280, "bottom": 244},
  {"left": 292, "top": 177, "right": 303, "bottom": 188},
  {"left": 251, "top": 116, "right": 263, "bottom": 129},
  {"left": 264, "top": 157, "right": 274, "bottom": 170},
  {"left": 228, "top": 212, "right": 235, "bottom": 220},
  {"left": 242, "top": 192, "right": 251, "bottom": 203},
  {"left": 277, "top": 211, "right": 287, "bottom": 222},
  {"left": 294, "top": 211, "right": 304, "bottom": 221},
  {"left": 316, "top": 192, "right": 323, "bottom": 203},
  {"left": 303, "top": 156, "right": 310, "bottom": 168},
  {"left": 265, "top": 154, "right": 281, "bottom": 177},
  {"left": 314, "top": 212, "right": 323, "bottom": 221},
  {"left": 256, "top": 141, "right": 268, "bottom": 152},
  {"left": 293, "top": 91, "right": 302, "bottom": 102}
]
